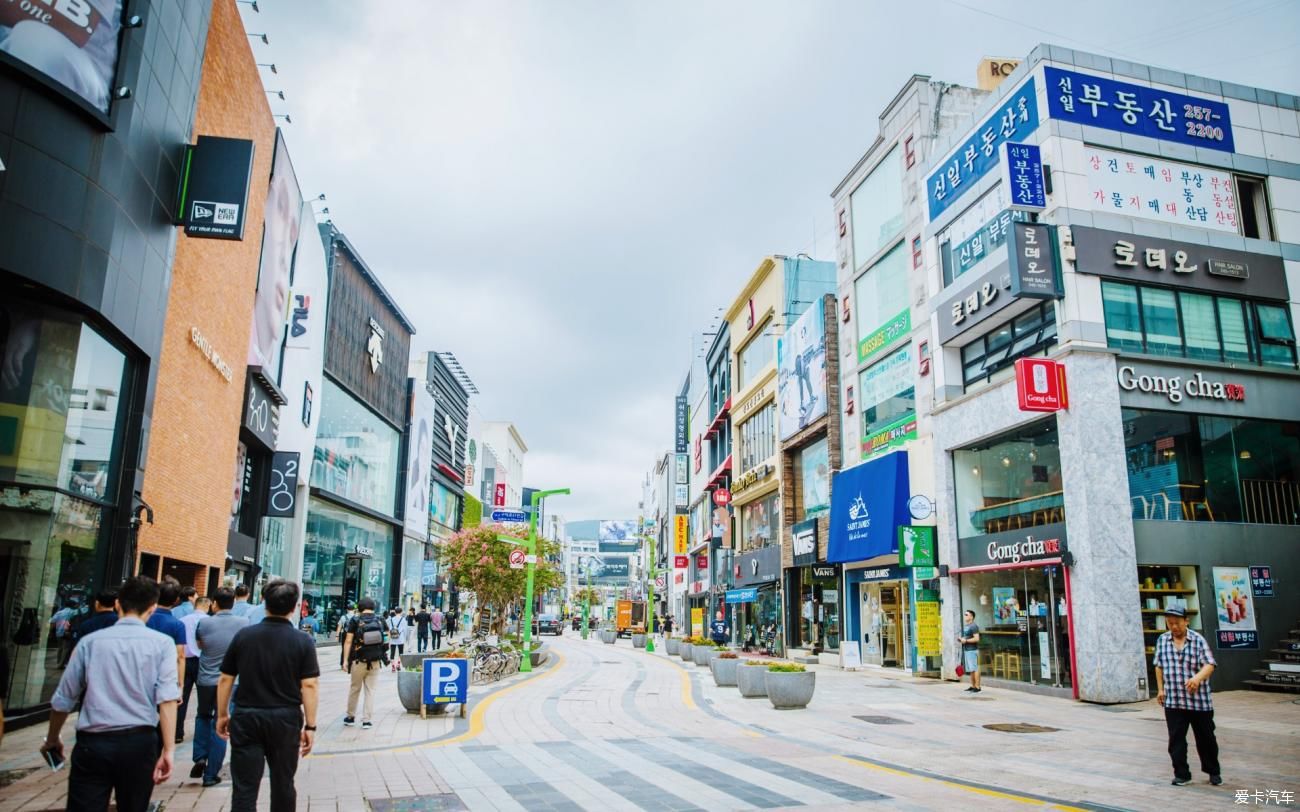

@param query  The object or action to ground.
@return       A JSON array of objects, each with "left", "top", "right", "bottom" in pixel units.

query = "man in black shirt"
[
  {"left": 72, "top": 590, "right": 118, "bottom": 644},
  {"left": 414, "top": 605, "right": 431, "bottom": 652},
  {"left": 217, "top": 579, "right": 319, "bottom": 812}
]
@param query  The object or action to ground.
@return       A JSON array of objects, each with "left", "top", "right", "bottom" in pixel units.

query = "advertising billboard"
[
  {"left": 579, "top": 554, "right": 630, "bottom": 582},
  {"left": 0, "top": 0, "right": 123, "bottom": 116},
  {"left": 403, "top": 383, "right": 434, "bottom": 542},
  {"left": 778, "top": 300, "right": 828, "bottom": 440},
  {"left": 249, "top": 129, "right": 304, "bottom": 371},
  {"left": 598, "top": 519, "right": 639, "bottom": 553}
]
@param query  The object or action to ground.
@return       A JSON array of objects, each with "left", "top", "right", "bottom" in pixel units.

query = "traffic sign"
[
  {"left": 492, "top": 508, "right": 528, "bottom": 523},
  {"left": 422, "top": 658, "right": 468, "bottom": 705},
  {"left": 509, "top": 549, "right": 526, "bottom": 569}
]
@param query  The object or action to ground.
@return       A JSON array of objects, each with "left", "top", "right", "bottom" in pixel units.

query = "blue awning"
[{"left": 827, "top": 450, "right": 910, "bottom": 564}]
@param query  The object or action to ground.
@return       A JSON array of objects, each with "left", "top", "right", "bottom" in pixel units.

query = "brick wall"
[{"left": 137, "top": 0, "right": 275, "bottom": 582}]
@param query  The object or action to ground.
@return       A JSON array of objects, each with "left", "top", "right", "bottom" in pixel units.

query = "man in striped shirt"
[{"left": 1153, "top": 606, "right": 1222, "bottom": 787}]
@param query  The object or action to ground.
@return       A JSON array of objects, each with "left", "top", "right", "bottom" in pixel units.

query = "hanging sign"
[
  {"left": 898, "top": 526, "right": 936, "bottom": 567},
  {"left": 1015, "top": 357, "right": 1068, "bottom": 412},
  {"left": 264, "top": 451, "right": 300, "bottom": 518},
  {"left": 1002, "top": 142, "right": 1046, "bottom": 211},
  {"left": 180, "top": 136, "right": 255, "bottom": 240}
]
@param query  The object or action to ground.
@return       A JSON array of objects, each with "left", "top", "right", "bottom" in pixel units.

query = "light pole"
[
  {"left": 644, "top": 532, "right": 657, "bottom": 652},
  {"left": 520, "top": 487, "right": 570, "bottom": 672},
  {"left": 581, "top": 560, "right": 593, "bottom": 639}
]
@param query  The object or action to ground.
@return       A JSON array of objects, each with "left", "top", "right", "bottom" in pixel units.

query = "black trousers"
[
  {"left": 431, "top": 630, "right": 442, "bottom": 650},
  {"left": 230, "top": 707, "right": 303, "bottom": 812},
  {"left": 66, "top": 727, "right": 159, "bottom": 812},
  {"left": 1165, "top": 707, "right": 1220, "bottom": 779},
  {"left": 418, "top": 629, "right": 429, "bottom": 651},
  {"left": 177, "top": 655, "right": 199, "bottom": 738}
]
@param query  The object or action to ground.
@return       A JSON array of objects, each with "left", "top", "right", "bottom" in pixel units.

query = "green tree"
[
  {"left": 572, "top": 586, "right": 603, "bottom": 606},
  {"left": 462, "top": 493, "right": 483, "bottom": 528},
  {"left": 434, "top": 523, "right": 563, "bottom": 637}
]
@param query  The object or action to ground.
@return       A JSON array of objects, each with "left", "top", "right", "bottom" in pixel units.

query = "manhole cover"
[
  {"left": 0, "top": 768, "right": 39, "bottom": 788},
  {"left": 854, "top": 715, "right": 911, "bottom": 725},
  {"left": 369, "top": 793, "right": 469, "bottom": 811},
  {"left": 601, "top": 660, "right": 620, "bottom": 664},
  {"left": 983, "top": 723, "right": 1060, "bottom": 733}
]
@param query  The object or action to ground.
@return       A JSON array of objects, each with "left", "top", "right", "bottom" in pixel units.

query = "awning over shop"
[{"left": 827, "top": 450, "right": 910, "bottom": 564}]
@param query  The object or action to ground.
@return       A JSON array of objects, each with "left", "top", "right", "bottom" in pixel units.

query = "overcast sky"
[{"left": 249, "top": 0, "right": 1299, "bottom": 522}]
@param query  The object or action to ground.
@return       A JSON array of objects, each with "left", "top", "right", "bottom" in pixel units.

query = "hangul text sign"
[
  {"left": 1045, "top": 67, "right": 1233, "bottom": 152},
  {"left": 1002, "top": 142, "right": 1046, "bottom": 210},
  {"left": 945, "top": 208, "right": 1031, "bottom": 282},
  {"left": 1083, "top": 147, "right": 1238, "bottom": 233},
  {"left": 1007, "top": 222, "right": 1061, "bottom": 299},
  {"left": 927, "top": 77, "right": 1039, "bottom": 221}
]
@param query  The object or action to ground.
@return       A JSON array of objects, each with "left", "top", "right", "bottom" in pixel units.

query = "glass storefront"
[
  {"left": 787, "top": 567, "right": 839, "bottom": 651},
  {"left": 301, "top": 498, "right": 394, "bottom": 638},
  {"left": 738, "top": 491, "right": 778, "bottom": 553},
  {"left": 0, "top": 301, "right": 129, "bottom": 711},
  {"left": 1122, "top": 409, "right": 1300, "bottom": 525},
  {"left": 735, "top": 585, "right": 782, "bottom": 655},
  {"left": 857, "top": 580, "right": 909, "bottom": 667},
  {"left": 953, "top": 418, "right": 1063, "bottom": 539},
  {"left": 959, "top": 566, "right": 1073, "bottom": 689},
  {"left": 309, "top": 377, "right": 400, "bottom": 516}
]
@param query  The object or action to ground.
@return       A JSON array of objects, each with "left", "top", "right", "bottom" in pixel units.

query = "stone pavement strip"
[{"left": 1, "top": 634, "right": 1297, "bottom": 810}]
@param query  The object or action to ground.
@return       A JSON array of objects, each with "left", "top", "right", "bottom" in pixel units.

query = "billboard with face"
[
  {"left": 598, "top": 519, "right": 638, "bottom": 553},
  {"left": 249, "top": 129, "right": 303, "bottom": 372},
  {"left": 777, "top": 300, "right": 828, "bottom": 440},
  {"left": 0, "top": 0, "right": 123, "bottom": 115},
  {"left": 404, "top": 383, "right": 434, "bottom": 542}
]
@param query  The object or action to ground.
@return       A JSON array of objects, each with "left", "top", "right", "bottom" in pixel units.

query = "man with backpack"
[{"left": 341, "top": 598, "right": 386, "bottom": 729}]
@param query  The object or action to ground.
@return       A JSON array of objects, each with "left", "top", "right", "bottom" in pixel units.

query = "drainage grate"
[
  {"left": 368, "top": 794, "right": 469, "bottom": 812},
  {"left": 983, "top": 723, "right": 1060, "bottom": 733},
  {"left": 855, "top": 715, "right": 912, "bottom": 725}
]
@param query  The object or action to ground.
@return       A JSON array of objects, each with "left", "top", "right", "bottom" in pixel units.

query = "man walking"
[
  {"left": 193, "top": 589, "right": 247, "bottom": 787},
  {"left": 709, "top": 611, "right": 730, "bottom": 646},
  {"left": 178, "top": 595, "right": 211, "bottom": 743},
  {"left": 341, "top": 597, "right": 387, "bottom": 729},
  {"left": 147, "top": 579, "right": 189, "bottom": 716},
  {"left": 1154, "top": 606, "right": 1222, "bottom": 786},
  {"left": 414, "top": 604, "right": 431, "bottom": 652},
  {"left": 72, "top": 590, "right": 118, "bottom": 645},
  {"left": 41, "top": 576, "right": 180, "bottom": 812},
  {"left": 173, "top": 586, "right": 198, "bottom": 620},
  {"left": 958, "top": 609, "right": 982, "bottom": 693},
  {"left": 429, "top": 605, "right": 444, "bottom": 651},
  {"left": 231, "top": 584, "right": 253, "bottom": 617},
  {"left": 217, "top": 579, "right": 319, "bottom": 811}
]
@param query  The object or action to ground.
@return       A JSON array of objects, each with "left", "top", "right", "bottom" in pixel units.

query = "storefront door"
[
  {"left": 858, "top": 581, "right": 909, "bottom": 668},
  {"left": 959, "top": 565, "right": 1072, "bottom": 688}
]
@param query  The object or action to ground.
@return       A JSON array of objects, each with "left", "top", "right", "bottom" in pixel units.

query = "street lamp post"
[
  {"left": 644, "top": 532, "right": 656, "bottom": 652},
  {"left": 520, "top": 487, "right": 570, "bottom": 673},
  {"left": 581, "top": 565, "right": 591, "bottom": 640}
]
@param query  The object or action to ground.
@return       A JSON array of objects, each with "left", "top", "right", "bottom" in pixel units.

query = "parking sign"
[{"left": 422, "top": 658, "right": 469, "bottom": 705}]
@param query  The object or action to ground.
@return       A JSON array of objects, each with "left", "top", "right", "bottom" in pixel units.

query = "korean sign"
[
  {"left": 937, "top": 261, "right": 1013, "bottom": 344},
  {"left": 927, "top": 77, "right": 1039, "bottom": 221},
  {"left": 944, "top": 209, "right": 1030, "bottom": 283},
  {"left": 1082, "top": 147, "right": 1238, "bottom": 233},
  {"left": 1250, "top": 565, "right": 1274, "bottom": 598},
  {"left": 858, "top": 346, "right": 917, "bottom": 459},
  {"left": 1007, "top": 222, "right": 1061, "bottom": 300},
  {"left": 1212, "top": 566, "right": 1259, "bottom": 650},
  {"left": 1002, "top": 142, "right": 1046, "bottom": 210},
  {"left": 1044, "top": 67, "right": 1234, "bottom": 152},
  {"left": 898, "top": 526, "right": 935, "bottom": 567},
  {"left": 674, "top": 395, "right": 688, "bottom": 453}
]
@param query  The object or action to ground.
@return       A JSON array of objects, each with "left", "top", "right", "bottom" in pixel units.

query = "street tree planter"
[
  {"left": 736, "top": 662, "right": 768, "bottom": 698},
  {"left": 666, "top": 637, "right": 680, "bottom": 656},
  {"left": 693, "top": 645, "right": 717, "bottom": 668},
  {"left": 711, "top": 655, "right": 739, "bottom": 686},
  {"left": 679, "top": 642, "right": 694, "bottom": 662},
  {"left": 766, "top": 669, "right": 816, "bottom": 709},
  {"left": 631, "top": 633, "right": 646, "bottom": 648},
  {"left": 602, "top": 630, "right": 616, "bottom": 644},
  {"left": 397, "top": 655, "right": 464, "bottom": 715},
  {"left": 530, "top": 641, "right": 549, "bottom": 668}
]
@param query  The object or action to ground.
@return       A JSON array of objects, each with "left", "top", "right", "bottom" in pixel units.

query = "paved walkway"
[{"left": 1, "top": 634, "right": 1297, "bottom": 810}]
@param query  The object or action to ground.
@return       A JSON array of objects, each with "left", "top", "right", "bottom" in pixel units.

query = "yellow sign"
[
  {"left": 691, "top": 607, "right": 704, "bottom": 639},
  {"left": 916, "top": 601, "right": 942, "bottom": 657},
  {"left": 674, "top": 514, "right": 688, "bottom": 554}
]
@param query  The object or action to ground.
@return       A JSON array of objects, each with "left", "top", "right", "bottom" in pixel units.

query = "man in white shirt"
[{"left": 177, "top": 596, "right": 211, "bottom": 743}]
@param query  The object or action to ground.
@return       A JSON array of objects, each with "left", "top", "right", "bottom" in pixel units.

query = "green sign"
[
  {"left": 857, "top": 308, "right": 911, "bottom": 365},
  {"left": 899, "top": 525, "right": 936, "bottom": 567},
  {"left": 913, "top": 568, "right": 938, "bottom": 582},
  {"left": 861, "top": 413, "right": 917, "bottom": 459}
]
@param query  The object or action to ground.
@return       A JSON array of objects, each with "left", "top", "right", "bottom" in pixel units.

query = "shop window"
[
  {"left": 1123, "top": 409, "right": 1300, "bottom": 525},
  {"left": 798, "top": 437, "right": 830, "bottom": 520},
  {"left": 850, "top": 145, "right": 904, "bottom": 270},
  {"left": 854, "top": 242, "right": 909, "bottom": 352},
  {"left": 859, "top": 345, "right": 915, "bottom": 459},
  {"left": 960, "top": 302, "right": 1058, "bottom": 388},
  {"left": 959, "top": 566, "right": 1072, "bottom": 688},
  {"left": 310, "top": 377, "right": 401, "bottom": 516},
  {"left": 302, "top": 497, "right": 394, "bottom": 634},
  {"left": 1100, "top": 281, "right": 1297, "bottom": 369},
  {"left": 738, "top": 403, "right": 775, "bottom": 472},
  {"left": 1235, "top": 175, "right": 1272, "bottom": 241},
  {"left": 1137, "top": 565, "right": 1202, "bottom": 665},
  {"left": 953, "top": 418, "right": 1064, "bottom": 539},
  {"left": 737, "top": 322, "right": 775, "bottom": 389},
  {"left": 739, "top": 490, "right": 779, "bottom": 552}
]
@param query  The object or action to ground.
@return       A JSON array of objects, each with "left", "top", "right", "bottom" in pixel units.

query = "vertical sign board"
[
  {"left": 674, "top": 514, "right": 689, "bottom": 556},
  {"left": 674, "top": 396, "right": 689, "bottom": 453},
  {"left": 1250, "top": 565, "right": 1274, "bottom": 597},
  {"left": 915, "top": 600, "right": 942, "bottom": 657},
  {"left": 1212, "top": 566, "right": 1259, "bottom": 649},
  {"left": 493, "top": 482, "right": 507, "bottom": 507},
  {"left": 1007, "top": 222, "right": 1061, "bottom": 300},
  {"left": 898, "top": 526, "right": 936, "bottom": 567},
  {"left": 264, "top": 451, "right": 300, "bottom": 517},
  {"left": 1002, "top": 142, "right": 1046, "bottom": 211},
  {"left": 1014, "top": 357, "right": 1068, "bottom": 412},
  {"left": 180, "top": 136, "right": 256, "bottom": 240},
  {"left": 791, "top": 519, "right": 817, "bottom": 567},
  {"left": 422, "top": 658, "right": 469, "bottom": 707}
]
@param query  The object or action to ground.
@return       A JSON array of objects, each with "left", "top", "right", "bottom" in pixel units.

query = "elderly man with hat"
[{"left": 1152, "top": 605, "right": 1222, "bottom": 786}]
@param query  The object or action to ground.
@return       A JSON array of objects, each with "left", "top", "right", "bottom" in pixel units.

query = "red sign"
[
  {"left": 694, "top": 435, "right": 703, "bottom": 473},
  {"left": 712, "top": 488, "right": 731, "bottom": 506},
  {"left": 493, "top": 483, "right": 507, "bottom": 507},
  {"left": 674, "top": 555, "right": 689, "bottom": 569},
  {"left": 696, "top": 555, "right": 709, "bottom": 571},
  {"left": 508, "top": 548, "right": 525, "bottom": 569},
  {"left": 1014, "top": 358, "right": 1068, "bottom": 413}
]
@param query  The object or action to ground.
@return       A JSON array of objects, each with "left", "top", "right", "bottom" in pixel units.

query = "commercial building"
[
  {"left": 921, "top": 46, "right": 1300, "bottom": 700},
  {"left": 482, "top": 421, "right": 527, "bottom": 509},
  {"left": 0, "top": 0, "right": 212, "bottom": 717},
  {"left": 300, "top": 226, "right": 414, "bottom": 630}
]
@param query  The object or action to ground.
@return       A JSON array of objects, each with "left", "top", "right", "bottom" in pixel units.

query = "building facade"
[{"left": 922, "top": 46, "right": 1300, "bottom": 700}]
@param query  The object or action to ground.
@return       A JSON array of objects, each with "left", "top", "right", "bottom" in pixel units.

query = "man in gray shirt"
[
  {"left": 192, "top": 587, "right": 248, "bottom": 787},
  {"left": 42, "top": 575, "right": 180, "bottom": 812}
]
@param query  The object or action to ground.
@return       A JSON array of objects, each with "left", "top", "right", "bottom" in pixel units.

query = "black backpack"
[{"left": 351, "top": 614, "right": 388, "bottom": 663}]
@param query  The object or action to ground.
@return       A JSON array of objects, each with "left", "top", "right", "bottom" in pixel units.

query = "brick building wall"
[{"left": 137, "top": 0, "right": 276, "bottom": 587}]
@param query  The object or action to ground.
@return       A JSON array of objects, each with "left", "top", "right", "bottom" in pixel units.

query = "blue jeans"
[{"left": 193, "top": 685, "right": 226, "bottom": 780}]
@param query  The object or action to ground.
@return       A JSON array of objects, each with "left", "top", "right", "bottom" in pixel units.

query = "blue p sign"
[{"left": 422, "top": 658, "right": 469, "bottom": 705}]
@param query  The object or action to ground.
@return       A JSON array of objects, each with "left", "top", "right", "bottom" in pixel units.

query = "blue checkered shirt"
[{"left": 1153, "top": 629, "right": 1215, "bottom": 711}]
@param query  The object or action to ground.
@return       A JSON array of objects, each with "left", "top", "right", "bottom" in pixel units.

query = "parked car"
[{"left": 534, "top": 613, "right": 563, "bottom": 636}]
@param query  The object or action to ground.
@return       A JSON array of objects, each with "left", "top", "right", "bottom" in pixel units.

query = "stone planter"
[
  {"left": 665, "top": 637, "right": 680, "bottom": 656},
  {"left": 711, "top": 657, "right": 739, "bottom": 686},
  {"left": 765, "top": 670, "right": 816, "bottom": 709},
  {"left": 692, "top": 645, "right": 716, "bottom": 667},
  {"left": 631, "top": 633, "right": 646, "bottom": 648},
  {"left": 602, "top": 630, "right": 616, "bottom": 645},
  {"left": 736, "top": 664, "right": 768, "bottom": 698},
  {"left": 530, "top": 641, "right": 549, "bottom": 668},
  {"left": 679, "top": 642, "right": 694, "bottom": 662},
  {"left": 397, "top": 658, "right": 464, "bottom": 714}
]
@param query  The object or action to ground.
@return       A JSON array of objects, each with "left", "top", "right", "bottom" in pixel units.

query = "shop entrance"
[
  {"left": 958, "top": 565, "right": 1072, "bottom": 689},
  {"left": 858, "top": 581, "right": 910, "bottom": 668}
]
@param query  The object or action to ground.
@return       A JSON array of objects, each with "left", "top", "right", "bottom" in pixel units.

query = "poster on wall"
[
  {"left": 404, "top": 385, "right": 434, "bottom": 541},
  {"left": 858, "top": 345, "right": 917, "bottom": 459},
  {"left": 1212, "top": 566, "right": 1259, "bottom": 649},
  {"left": 0, "top": 0, "right": 123, "bottom": 115},
  {"left": 800, "top": 438, "right": 830, "bottom": 518},
  {"left": 1082, "top": 146, "right": 1238, "bottom": 234},
  {"left": 777, "top": 302, "right": 828, "bottom": 440},
  {"left": 249, "top": 130, "right": 304, "bottom": 372}
]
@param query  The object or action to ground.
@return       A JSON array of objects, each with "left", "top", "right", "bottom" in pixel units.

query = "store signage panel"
[
  {"left": 1250, "top": 565, "right": 1274, "bottom": 598},
  {"left": 675, "top": 396, "right": 688, "bottom": 453},
  {"left": 1015, "top": 357, "right": 1068, "bottom": 413},
  {"left": 1002, "top": 142, "right": 1046, "bottom": 211},
  {"left": 792, "top": 519, "right": 817, "bottom": 567},
  {"left": 898, "top": 525, "right": 936, "bottom": 567},
  {"left": 1007, "top": 222, "right": 1062, "bottom": 300},
  {"left": 674, "top": 554, "right": 689, "bottom": 569},
  {"left": 734, "top": 546, "right": 780, "bottom": 587},
  {"left": 927, "top": 77, "right": 1039, "bottom": 221},
  {"left": 957, "top": 523, "right": 1068, "bottom": 569},
  {"left": 1081, "top": 147, "right": 1238, "bottom": 233},
  {"left": 674, "top": 514, "right": 689, "bottom": 555},
  {"left": 181, "top": 137, "right": 255, "bottom": 239},
  {"left": 732, "top": 463, "right": 773, "bottom": 495},
  {"left": 1044, "top": 67, "right": 1234, "bottom": 152},
  {"left": 946, "top": 208, "right": 1031, "bottom": 282},
  {"left": 1070, "top": 226, "right": 1287, "bottom": 300},
  {"left": 726, "top": 587, "right": 758, "bottom": 604},
  {"left": 1117, "top": 364, "right": 1247, "bottom": 406},
  {"left": 242, "top": 373, "right": 280, "bottom": 450},
  {"left": 828, "top": 450, "right": 910, "bottom": 564},
  {"left": 264, "top": 451, "right": 300, "bottom": 518},
  {"left": 937, "top": 260, "right": 1014, "bottom": 344},
  {"left": 1212, "top": 567, "right": 1259, "bottom": 649},
  {"left": 811, "top": 565, "right": 838, "bottom": 579}
]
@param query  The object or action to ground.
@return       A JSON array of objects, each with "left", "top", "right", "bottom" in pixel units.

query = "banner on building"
[{"left": 778, "top": 301, "right": 828, "bottom": 440}]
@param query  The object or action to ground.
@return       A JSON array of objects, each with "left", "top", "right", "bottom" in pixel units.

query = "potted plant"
[
  {"left": 711, "top": 651, "right": 739, "bottom": 686},
  {"left": 631, "top": 632, "right": 646, "bottom": 648},
  {"left": 765, "top": 662, "right": 815, "bottom": 709},
  {"left": 665, "top": 636, "right": 680, "bottom": 656},
  {"left": 736, "top": 659, "right": 768, "bottom": 697},
  {"left": 692, "top": 639, "right": 719, "bottom": 667},
  {"left": 602, "top": 628, "right": 616, "bottom": 644},
  {"left": 679, "top": 637, "right": 695, "bottom": 662}
]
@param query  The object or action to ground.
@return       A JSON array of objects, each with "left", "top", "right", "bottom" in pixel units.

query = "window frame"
[{"left": 960, "top": 301, "right": 1060, "bottom": 388}]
